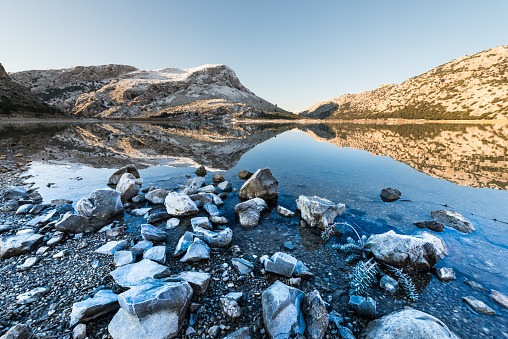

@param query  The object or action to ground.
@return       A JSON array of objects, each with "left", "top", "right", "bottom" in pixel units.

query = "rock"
[
  {"left": 3, "top": 200, "right": 19, "bottom": 212},
  {"left": 463, "top": 278, "right": 488, "bottom": 292},
  {"left": 380, "top": 275, "right": 399, "bottom": 294},
  {"left": 209, "top": 216, "right": 228, "bottom": 225},
  {"left": 239, "top": 168, "right": 278, "bottom": 200},
  {"left": 2, "top": 186, "right": 28, "bottom": 200},
  {"left": 55, "top": 212, "right": 91, "bottom": 233},
  {"left": 338, "top": 326, "right": 356, "bottom": 339},
  {"left": 431, "top": 209, "right": 474, "bottom": 233},
  {"left": 46, "top": 231, "right": 65, "bottom": 246},
  {"left": 193, "top": 227, "right": 233, "bottom": 248},
  {"left": 414, "top": 220, "right": 445, "bottom": 232},
  {"left": 195, "top": 165, "right": 207, "bottom": 176},
  {"left": 284, "top": 241, "right": 295, "bottom": 250},
  {"left": 116, "top": 173, "right": 143, "bottom": 202},
  {"left": 109, "top": 280, "right": 193, "bottom": 339},
  {"left": 200, "top": 192, "right": 224, "bottom": 206},
  {"left": 130, "top": 240, "right": 153, "bottom": 257},
  {"left": 262, "top": 281, "right": 305, "bottom": 339},
  {"left": 361, "top": 308, "right": 459, "bottom": 339},
  {"left": 0, "top": 324, "right": 33, "bottom": 339},
  {"left": 75, "top": 188, "right": 124, "bottom": 220},
  {"left": 70, "top": 290, "right": 119, "bottom": 326},
  {"left": 107, "top": 226, "right": 125, "bottom": 238},
  {"left": 224, "top": 327, "right": 251, "bottom": 339},
  {"left": 147, "top": 211, "right": 170, "bottom": 224},
  {"left": 114, "top": 250, "right": 136, "bottom": 267},
  {"left": 145, "top": 188, "right": 169, "bottom": 204},
  {"left": 235, "top": 198, "right": 267, "bottom": 228},
  {"left": 212, "top": 173, "right": 225, "bottom": 183},
  {"left": 348, "top": 295, "right": 376, "bottom": 318},
  {"left": 180, "top": 238, "right": 210, "bottom": 264},
  {"left": 380, "top": 188, "right": 401, "bottom": 202},
  {"left": 95, "top": 240, "right": 128, "bottom": 255},
  {"left": 0, "top": 233, "right": 44, "bottom": 260},
  {"left": 0, "top": 225, "right": 12, "bottom": 234},
  {"left": 436, "top": 267, "right": 456, "bottom": 280},
  {"left": 182, "top": 177, "right": 206, "bottom": 195},
  {"left": 165, "top": 192, "right": 199, "bottom": 216},
  {"left": 232, "top": 258, "right": 254, "bottom": 275},
  {"left": 16, "top": 204, "right": 33, "bottom": 214},
  {"left": 237, "top": 170, "right": 253, "bottom": 180},
  {"left": 462, "top": 296, "right": 496, "bottom": 314},
  {"left": 277, "top": 206, "right": 295, "bottom": 218},
  {"left": 166, "top": 218, "right": 180, "bottom": 229},
  {"left": 178, "top": 271, "right": 211, "bottom": 295},
  {"left": 51, "top": 199, "right": 73, "bottom": 206},
  {"left": 296, "top": 195, "right": 344, "bottom": 230},
  {"left": 143, "top": 246, "right": 167, "bottom": 264},
  {"left": 141, "top": 224, "right": 167, "bottom": 242},
  {"left": 220, "top": 292, "right": 242, "bottom": 318},
  {"left": 110, "top": 259, "right": 171, "bottom": 288},
  {"left": 130, "top": 207, "right": 152, "bottom": 216},
  {"left": 17, "top": 257, "right": 39, "bottom": 271},
  {"left": 16, "top": 286, "right": 49, "bottom": 304},
  {"left": 490, "top": 290, "right": 508, "bottom": 309},
  {"left": 108, "top": 164, "right": 140, "bottom": 185},
  {"left": 73, "top": 324, "right": 87, "bottom": 339},
  {"left": 173, "top": 232, "right": 194, "bottom": 257},
  {"left": 302, "top": 290, "right": 328, "bottom": 339},
  {"left": 36, "top": 246, "right": 49, "bottom": 255},
  {"left": 191, "top": 217, "right": 212, "bottom": 231},
  {"left": 367, "top": 230, "right": 447, "bottom": 272},
  {"left": 52, "top": 250, "right": 66, "bottom": 259},
  {"left": 294, "top": 260, "right": 313, "bottom": 278},
  {"left": 217, "top": 181, "right": 232, "bottom": 192},
  {"left": 27, "top": 209, "right": 57, "bottom": 227},
  {"left": 197, "top": 185, "right": 217, "bottom": 194},
  {"left": 29, "top": 203, "right": 48, "bottom": 214},
  {"left": 204, "top": 202, "right": 220, "bottom": 216},
  {"left": 328, "top": 310, "right": 343, "bottom": 328},
  {"left": 132, "top": 194, "right": 146, "bottom": 204},
  {"left": 219, "top": 192, "right": 228, "bottom": 200},
  {"left": 28, "top": 192, "right": 43, "bottom": 203},
  {"left": 263, "top": 252, "right": 297, "bottom": 278}
]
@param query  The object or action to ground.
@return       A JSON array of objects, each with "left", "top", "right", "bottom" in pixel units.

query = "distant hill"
[{"left": 301, "top": 45, "right": 508, "bottom": 120}]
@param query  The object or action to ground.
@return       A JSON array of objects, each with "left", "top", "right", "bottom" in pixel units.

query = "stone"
[
  {"left": 16, "top": 204, "right": 33, "bottom": 214},
  {"left": 26, "top": 209, "right": 57, "bottom": 227},
  {"left": 338, "top": 326, "right": 356, "bottom": 339},
  {"left": 380, "top": 187, "right": 401, "bottom": 202},
  {"left": 130, "top": 240, "right": 153, "bottom": 257},
  {"left": 147, "top": 211, "right": 170, "bottom": 224},
  {"left": 29, "top": 203, "right": 48, "bottom": 214},
  {"left": 166, "top": 218, "right": 180, "bottom": 229},
  {"left": 296, "top": 195, "right": 344, "bottom": 230},
  {"left": 107, "top": 226, "right": 125, "bottom": 238},
  {"left": 212, "top": 173, "right": 225, "bottom": 183},
  {"left": 217, "top": 180, "right": 232, "bottom": 192},
  {"left": 73, "top": 324, "right": 87, "bottom": 339},
  {"left": 204, "top": 202, "right": 220, "bottom": 216},
  {"left": 70, "top": 289, "right": 119, "bottom": 327},
  {"left": 201, "top": 192, "right": 224, "bottom": 206},
  {"left": 141, "top": 224, "right": 167, "bottom": 242},
  {"left": 130, "top": 207, "right": 152, "bottom": 216},
  {"left": 232, "top": 258, "right": 254, "bottom": 275},
  {"left": 108, "top": 164, "right": 140, "bottom": 185},
  {"left": 191, "top": 217, "right": 212, "bottom": 231},
  {"left": 165, "top": 192, "right": 199, "bottom": 217},
  {"left": 263, "top": 252, "right": 298, "bottom": 278},
  {"left": 3, "top": 200, "right": 19, "bottom": 212},
  {"left": 110, "top": 259, "right": 171, "bottom": 288},
  {"left": 46, "top": 231, "right": 65, "bottom": 246},
  {"left": 174, "top": 232, "right": 194, "bottom": 257},
  {"left": 367, "top": 230, "right": 447, "bottom": 272},
  {"left": 193, "top": 227, "right": 233, "bottom": 248},
  {"left": 414, "top": 220, "right": 445, "bottom": 232},
  {"left": 239, "top": 168, "right": 278, "bottom": 200},
  {"left": 277, "top": 206, "right": 295, "bottom": 218},
  {"left": 284, "top": 241, "right": 295, "bottom": 250},
  {"left": 224, "top": 327, "right": 251, "bottom": 339},
  {"left": 195, "top": 165, "right": 207, "bottom": 176},
  {"left": 348, "top": 295, "right": 376, "bottom": 318},
  {"left": 95, "top": 240, "right": 128, "bottom": 255},
  {"left": 75, "top": 188, "right": 124, "bottom": 220},
  {"left": 294, "top": 260, "right": 313, "bottom": 278},
  {"left": 16, "top": 286, "right": 49, "bottom": 304},
  {"left": 53, "top": 249, "right": 66, "bottom": 259},
  {"left": 0, "top": 233, "right": 44, "bottom": 260},
  {"left": 17, "top": 256, "right": 39, "bottom": 271},
  {"left": 235, "top": 198, "right": 267, "bottom": 228},
  {"left": 436, "top": 267, "right": 456, "bottom": 280},
  {"left": 36, "top": 246, "right": 49, "bottom": 255},
  {"left": 380, "top": 275, "right": 399, "bottom": 294},
  {"left": 145, "top": 188, "right": 169, "bottom": 204},
  {"left": 182, "top": 177, "right": 206, "bottom": 195},
  {"left": 219, "top": 192, "right": 228, "bottom": 200},
  {"left": 132, "top": 194, "right": 146, "bottom": 204},
  {"left": 197, "top": 185, "right": 217, "bottom": 194},
  {"left": 490, "top": 290, "right": 508, "bottom": 309},
  {"left": 220, "top": 293, "right": 242, "bottom": 318},
  {"left": 143, "top": 246, "right": 167, "bottom": 264},
  {"left": 178, "top": 271, "right": 211, "bottom": 295},
  {"left": 180, "top": 238, "right": 210, "bottom": 264},
  {"left": 209, "top": 216, "right": 228, "bottom": 225},
  {"left": 114, "top": 250, "right": 136, "bottom": 267},
  {"left": 51, "top": 199, "right": 73, "bottom": 206},
  {"left": 302, "top": 290, "right": 328, "bottom": 339},
  {"left": 462, "top": 296, "right": 496, "bottom": 314},
  {"left": 116, "top": 173, "right": 143, "bottom": 202},
  {"left": 362, "top": 308, "right": 459, "bottom": 339},
  {"left": 28, "top": 192, "right": 43, "bottom": 203},
  {"left": 262, "top": 281, "right": 305, "bottom": 339},
  {"left": 186, "top": 327, "right": 197, "bottom": 336},
  {"left": 431, "top": 209, "right": 474, "bottom": 233},
  {"left": 463, "top": 278, "right": 488, "bottom": 292},
  {"left": 237, "top": 170, "right": 253, "bottom": 180},
  {"left": 0, "top": 324, "right": 33, "bottom": 339},
  {"left": 2, "top": 186, "right": 28, "bottom": 200},
  {"left": 55, "top": 212, "right": 91, "bottom": 233}
]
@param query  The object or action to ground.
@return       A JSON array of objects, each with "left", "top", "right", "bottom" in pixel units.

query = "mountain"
[
  {"left": 301, "top": 45, "right": 508, "bottom": 120},
  {"left": 11, "top": 64, "right": 291, "bottom": 120},
  {"left": 0, "top": 63, "right": 53, "bottom": 116}
]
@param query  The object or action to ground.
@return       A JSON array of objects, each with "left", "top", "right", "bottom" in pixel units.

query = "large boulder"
[
  {"left": 110, "top": 259, "right": 171, "bottom": 288},
  {"left": 235, "top": 198, "right": 267, "bottom": 228},
  {"left": 366, "top": 230, "right": 447, "bottom": 272},
  {"left": 55, "top": 212, "right": 92, "bottom": 233},
  {"left": 75, "top": 188, "right": 124, "bottom": 220},
  {"left": 296, "top": 195, "right": 345, "bottom": 230},
  {"left": 70, "top": 290, "right": 119, "bottom": 327},
  {"left": 262, "top": 281, "right": 305, "bottom": 339},
  {"left": 302, "top": 290, "right": 329, "bottom": 339},
  {"left": 164, "top": 192, "right": 199, "bottom": 217},
  {"left": 107, "top": 164, "right": 140, "bottom": 185},
  {"left": 193, "top": 227, "right": 233, "bottom": 248},
  {"left": 0, "top": 233, "right": 44, "bottom": 260},
  {"left": 361, "top": 308, "right": 459, "bottom": 339},
  {"left": 431, "top": 210, "right": 474, "bottom": 233},
  {"left": 116, "top": 173, "right": 143, "bottom": 202},
  {"left": 239, "top": 168, "right": 278, "bottom": 200}
]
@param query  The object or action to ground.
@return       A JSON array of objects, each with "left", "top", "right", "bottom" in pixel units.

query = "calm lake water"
[{"left": 2, "top": 121, "right": 508, "bottom": 337}]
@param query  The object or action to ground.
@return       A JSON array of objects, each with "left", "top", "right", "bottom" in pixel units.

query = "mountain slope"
[{"left": 301, "top": 45, "right": 508, "bottom": 120}]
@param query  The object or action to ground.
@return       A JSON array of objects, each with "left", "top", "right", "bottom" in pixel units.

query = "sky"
[{"left": 1, "top": 0, "right": 507, "bottom": 112}]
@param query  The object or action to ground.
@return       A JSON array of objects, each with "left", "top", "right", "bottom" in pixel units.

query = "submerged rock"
[
  {"left": 235, "top": 198, "right": 267, "bottom": 228},
  {"left": 380, "top": 187, "right": 401, "bottom": 202},
  {"left": 490, "top": 290, "right": 508, "bottom": 309},
  {"left": 414, "top": 220, "right": 445, "bottom": 232},
  {"left": 431, "top": 209, "right": 474, "bottom": 233},
  {"left": 462, "top": 296, "right": 496, "bottom": 314},
  {"left": 296, "top": 195, "right": 345, "bottom": 230},
  {"left": 239, "top": 168, "right": 278, "bottom": 200}
]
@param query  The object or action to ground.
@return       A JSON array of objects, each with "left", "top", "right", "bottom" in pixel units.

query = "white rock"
[{"left": 165, "top": 192, "right": 199, "bottom": 217}]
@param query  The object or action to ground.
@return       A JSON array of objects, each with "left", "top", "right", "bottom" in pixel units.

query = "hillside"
[{"left": 301, "top": 45, "right": 508, "bottom": 120}]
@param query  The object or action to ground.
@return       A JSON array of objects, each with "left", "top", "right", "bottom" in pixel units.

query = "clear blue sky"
[{"left": 1, "top": 0, "right": 507, "bottom": 112}]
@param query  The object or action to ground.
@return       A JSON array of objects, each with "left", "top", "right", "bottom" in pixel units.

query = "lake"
[{"left": 1, "top": 120, "right": 507, "bottom": 338}]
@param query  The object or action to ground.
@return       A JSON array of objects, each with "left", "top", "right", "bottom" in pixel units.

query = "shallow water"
[{"left": 2, "top": 121, "right": 508, "bottom": 337}]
